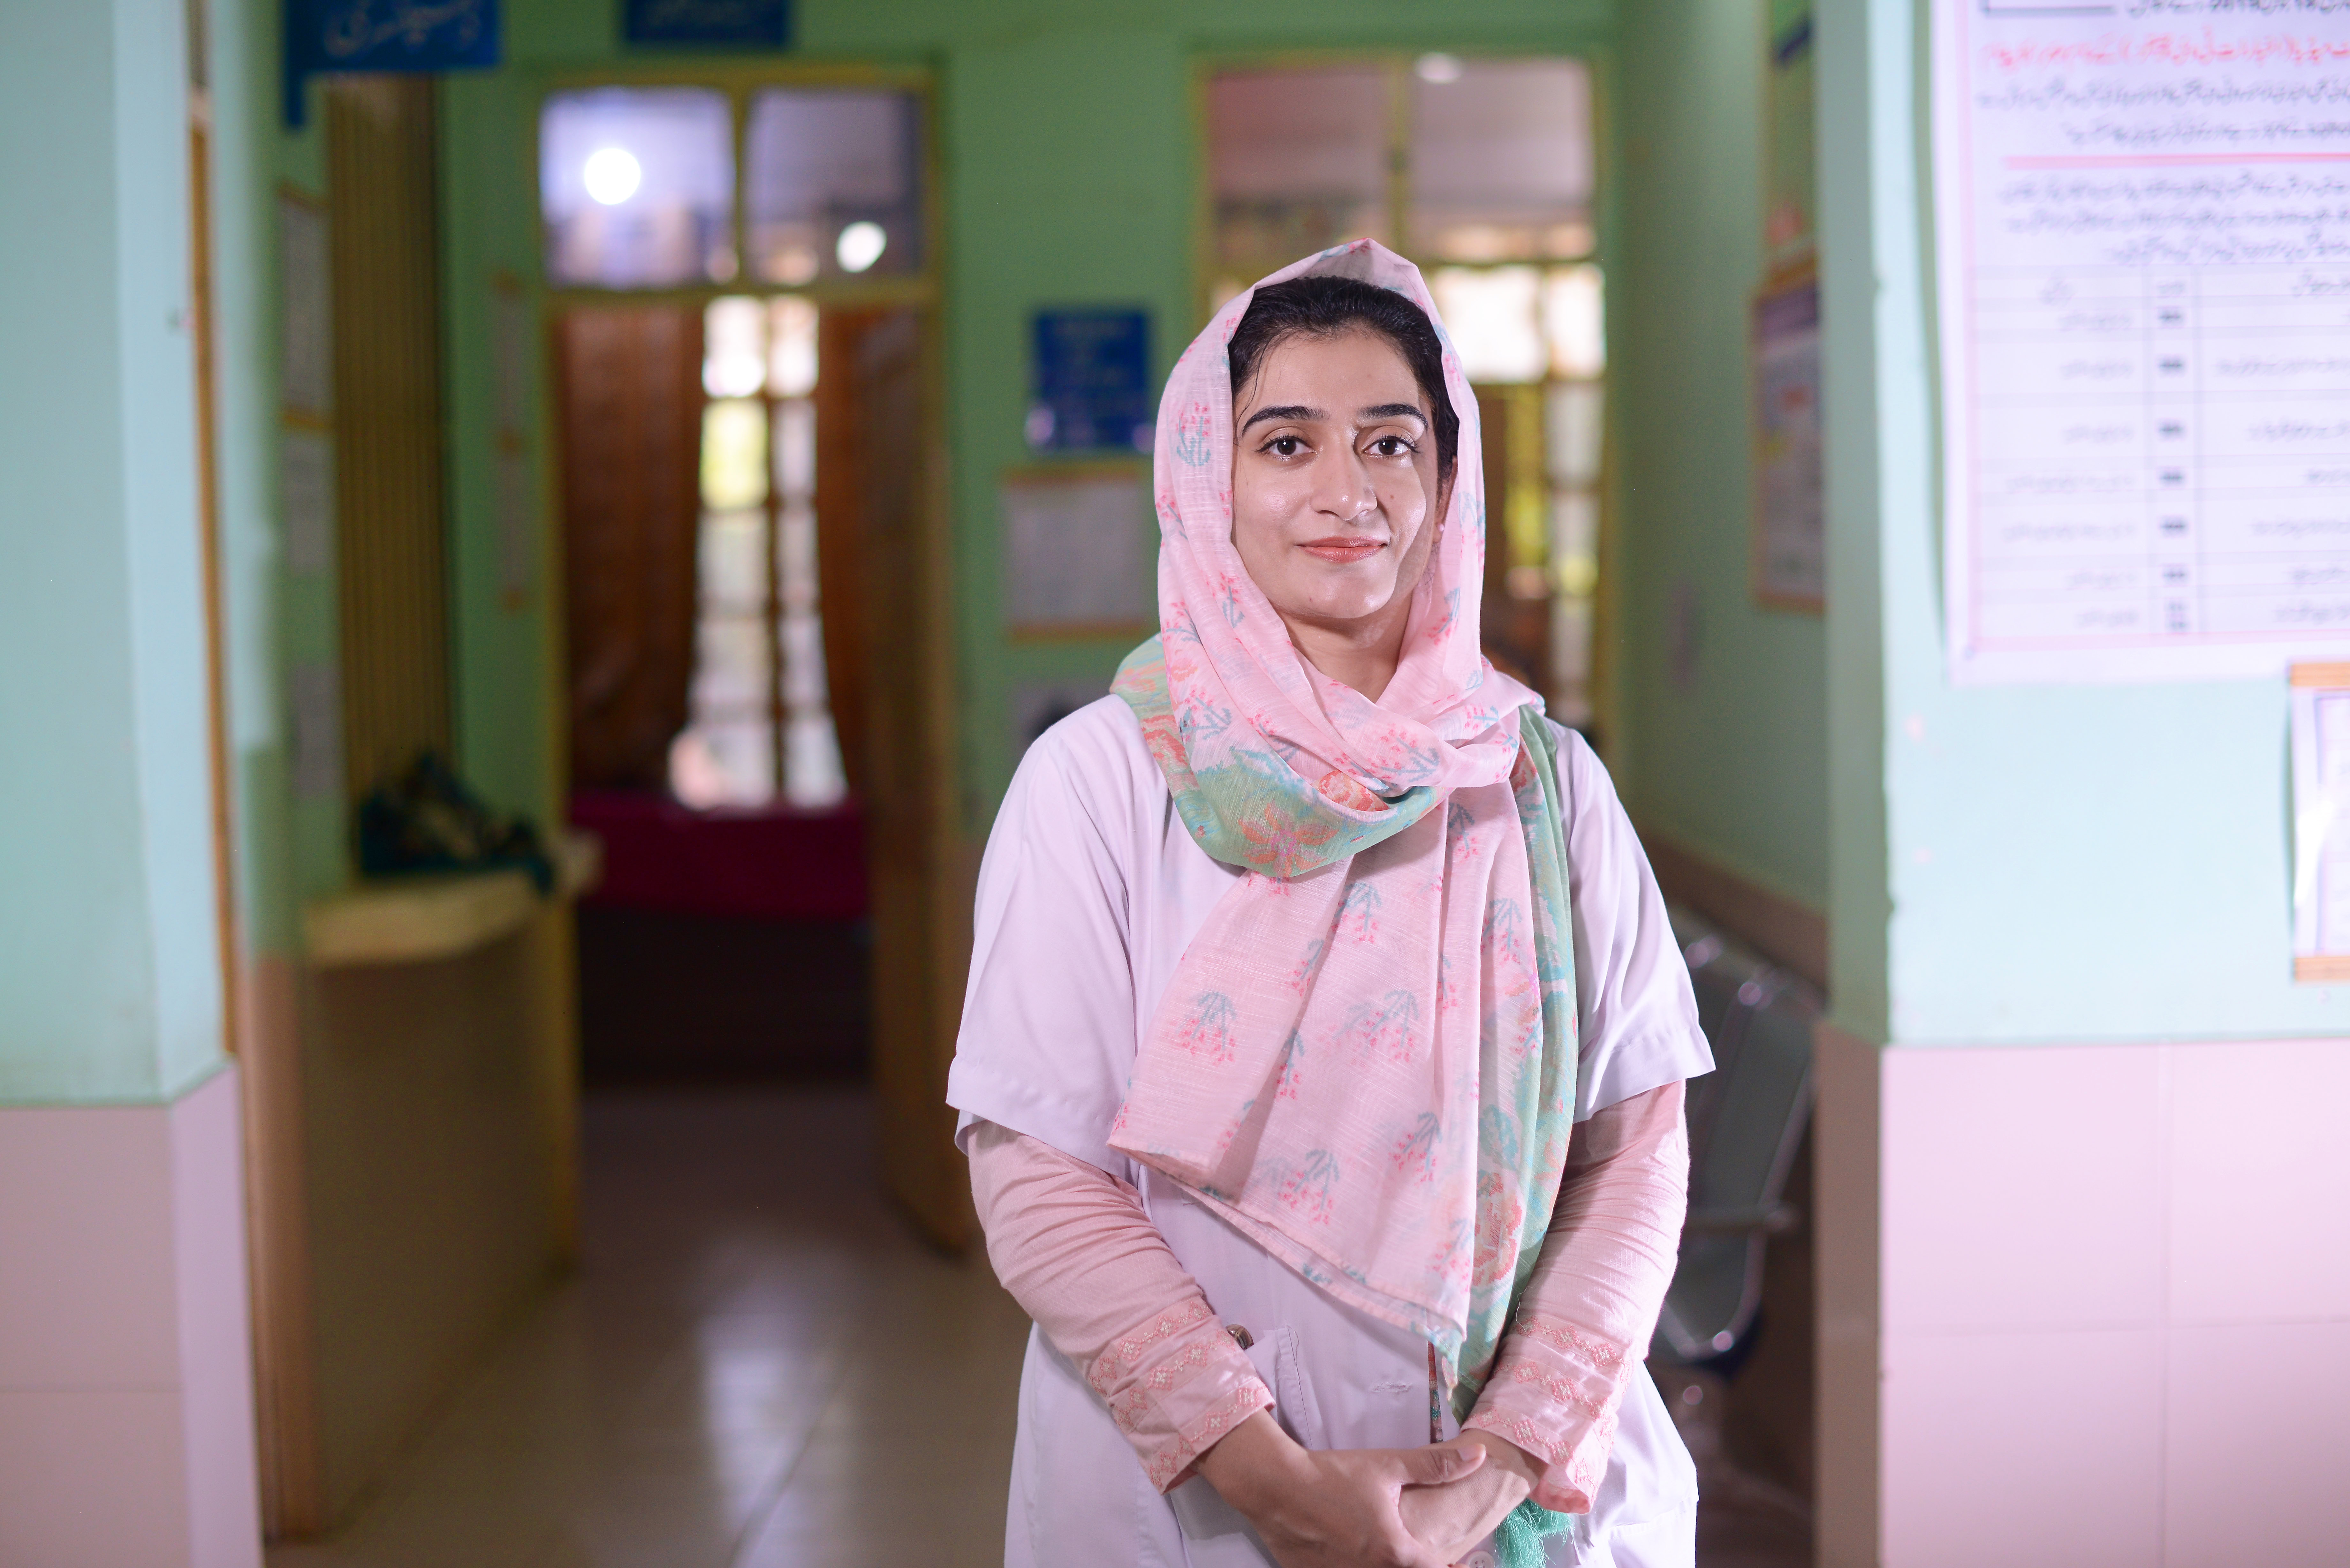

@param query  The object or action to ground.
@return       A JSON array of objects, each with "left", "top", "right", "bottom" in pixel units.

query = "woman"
[{"left": 948, "top": 242, "right": 1708, "bottom": 1568}]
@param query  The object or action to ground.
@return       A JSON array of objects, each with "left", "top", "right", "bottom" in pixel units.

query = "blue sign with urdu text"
[
  {"left": 624, "top": 0, "right": 792, "bottom": 48},
  {"left": 284, "top": 0, "right": 501, "bottom": 125},
  {"left": 1028, "top": 310, "right": 1154, "bottom": 455}
]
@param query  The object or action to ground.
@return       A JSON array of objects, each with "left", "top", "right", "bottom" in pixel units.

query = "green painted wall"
[
  {"left": 471, "top": 0, "right": 1616, "bottom": 830},
  {"left": 0, "top": 0, "right": 226, "bottom": 1104},
  {"left": 1612, "top": 0, "right": 1830, "bottom": 917}
]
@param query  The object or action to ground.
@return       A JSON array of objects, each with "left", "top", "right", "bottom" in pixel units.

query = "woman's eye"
[
  {"left": 1268, "top": 436, "right": 1303, "bottom": 456},
  {"left": 1369, "top": 436, "right": 1414, "bottom": 458}
]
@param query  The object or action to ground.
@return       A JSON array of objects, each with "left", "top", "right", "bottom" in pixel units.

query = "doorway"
[{"left": 543, "top": 77, "right": 967, "bottom": 1239}]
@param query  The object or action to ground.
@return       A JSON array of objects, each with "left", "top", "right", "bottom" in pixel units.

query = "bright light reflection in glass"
[
  {"left": 583, "top": 146, "right": 642, "bottom": 206},
  {"left": 836, "top": 221, "right": 887, "bottom": 274}
]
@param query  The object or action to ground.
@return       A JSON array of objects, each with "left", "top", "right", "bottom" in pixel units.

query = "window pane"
[
  {"left": 777, "top": 501, "right": 817, "bottom": 614},
  {"left": 701, "top": 399, "right": 768, "bottom": 511},
  {"left": 690, "top": 614, "right": 771, "bottom": 714},
  {"left": 703, "top": 297, "right": 766, "bottom": 398},
  {"left": 1409, "top": 59, "right": 1593, "bottom": 262},
  {"left": 1545, "top": 265, "right": 1605, "bottom": 379},
  {"left": 768, "top": 296, "right": 818, "bottom": 397},
  {"left": 1431, "top": 266, "right": 1545, "bottom": 383},
  {"left": 1550, "top": 490, "right": 1599, "bottom": 597},
  {"left": 542, "top": 88, "right": 734, "bottom": 288},
  {"left": 1545, "top": 381, "right": 1604, "bottom": 486},
  {"left": 779, "top": 612, "right": 829, "bottom": 713},
  {"left": 698, "top": 509, "right": 768, "bottom": 615},
  {"left": 745, "top": 89, "right": 925, "bottom": 283},
  {"left": 1207, "top": 67, "right": 1391, "bottom": 278},
  {"left": 772, "top": 397, "right": 815, "bottom": 503},
  {"left": 783, "top": 711, "right": 847, "bottom": 809}
]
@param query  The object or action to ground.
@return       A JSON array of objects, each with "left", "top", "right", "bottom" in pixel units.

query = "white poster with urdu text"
[{"left": 1935, "top": 2, "right": 2350, "bottom": 684}]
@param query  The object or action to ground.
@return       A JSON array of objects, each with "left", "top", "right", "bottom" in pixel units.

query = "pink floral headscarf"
[{"left": 1107, "top": 241, "right": 1578, "bottom": 1410}]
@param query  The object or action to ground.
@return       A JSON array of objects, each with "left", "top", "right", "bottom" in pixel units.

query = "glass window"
[
  {"left": 1409, "top": 59, "right": 1593, "bottom": 262},
  {"left": 1544, "top": 265, "right": 1605, "bottom": 379},
  {"left": 703, "top": 296, "right": 767, "bottom": 397},
  {"left": 1431, "top": 266, "right": 1546, "bottom": 383},
  {"left": 1206, "top": 67, "right": 1391, "bottom": 288},
  {"left": 700, "top": 399, "right": 769, "bottom": 511},
  {"left": 542, "top": 88, "right": 734, "bottom": 288},
  {"left": 772, "top": 397, "right": 815, "bottom": 502},
  {"left": 768, "top": 296, "right": 818, "bottom": 396},
  {"left": 697, "top": 509, "right": 768, "bottom": 615},
  {"left": 669, "top": 295, "right": 847, "bottom": 812},
  {"left": 1546, "top": 381, "right": 1604, "bottom": 487},
  {"left": 744, "top": 89, "right": 925, "bottom": 285}
]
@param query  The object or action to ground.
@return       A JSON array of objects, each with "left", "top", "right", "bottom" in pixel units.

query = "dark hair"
[{"left": 1228, "top": 275, "right": 1459, "bottom": 486}]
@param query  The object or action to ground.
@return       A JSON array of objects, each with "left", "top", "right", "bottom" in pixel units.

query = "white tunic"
[{"left": 949, "top": 696, "right": 1712, "bottom": 1567}]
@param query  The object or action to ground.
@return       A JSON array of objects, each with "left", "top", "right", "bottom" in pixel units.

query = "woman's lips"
[{"left": 1298, "top": 537, "right": 1385, "bottom": 563}]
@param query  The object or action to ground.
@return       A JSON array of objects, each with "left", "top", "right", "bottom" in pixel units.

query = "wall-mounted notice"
[
  {"left": 1753, "top": 272, "right": 1823, "bottom": 610},
  {"left": 280, "top": 429, "right": 334, "bottom": 577},
  {"left": 2290, "top": 663, "right": 2350, "bottom": 980},
  {"left": 1027, "top": 310, "right": 1154, "bottom": 454},
  {"left": 279, "top": 190, "right": 332, "bottom": 423},
  {"left": 1002, "top": 466, "right": 1154, "bottom": 637},
  {"left": 283, "top": 0, "right": 501, "bottom": 125},
  {"left": 1934, "top": 4, "right": 2350, "bottom": 685},
  {"left": 490, "top": 275, "right": 537, "bottom": 607}
]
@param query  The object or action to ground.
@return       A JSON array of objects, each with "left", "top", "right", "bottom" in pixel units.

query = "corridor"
[
  {"left": 267, "top": 1091, "right": 1025, "bottom": 1568},
  {"left": 263, "top": 1086, "right": 1809, "bottom": 1568}
]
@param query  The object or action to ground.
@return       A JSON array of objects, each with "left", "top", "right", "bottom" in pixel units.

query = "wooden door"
[{"left": 824, "top": 309, "right": 972, "bottom": 1247}]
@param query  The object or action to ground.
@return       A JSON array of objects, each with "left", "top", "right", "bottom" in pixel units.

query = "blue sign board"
[
  {"left": 1028, "top": 310, "right": 1154, "bottom": 455},
  {"left": 284, "top": 0, "right": 501, "bottom": 125},
  {"left": 624, "top": 0, "right": 792, "bottom": 48}
]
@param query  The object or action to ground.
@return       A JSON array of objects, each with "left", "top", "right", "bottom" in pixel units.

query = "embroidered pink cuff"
[
  {"left": 1463, "top": 1310, "right": 1631, "bottom": 1514},
  {"left": 1088, "top": 1305, "right": 1272, "bottom": 1493}
]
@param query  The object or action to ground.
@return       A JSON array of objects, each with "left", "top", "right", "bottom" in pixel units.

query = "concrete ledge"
[{"left": 302, "top": 832, "right": 601, "bottom": 968}]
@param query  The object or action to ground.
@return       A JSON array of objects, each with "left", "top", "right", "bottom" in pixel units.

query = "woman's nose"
[{"left": 1310, "top": 446, "right": 1376, "bottom": 522}]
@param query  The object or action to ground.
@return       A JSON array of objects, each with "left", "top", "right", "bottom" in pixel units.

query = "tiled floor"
[
  {"left": 269, "top": 1088, "right": 1029, "bottom": 1568},
  {"left": 272, "top": 1087, "right": 1809, "bottom": 1568}
]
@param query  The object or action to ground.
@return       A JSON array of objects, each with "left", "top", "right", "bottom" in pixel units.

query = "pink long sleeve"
[
  {"left": 1464, "top": 1080, "right": 1690, "bottom": 1513},
  {"left": 965, "top": 1122, "right": 1273, "bottom": 1490}
]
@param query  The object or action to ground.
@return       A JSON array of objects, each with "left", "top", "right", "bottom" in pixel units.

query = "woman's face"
[{"left": 1229, "top": 328, "right": 1448, "bottom": 633}]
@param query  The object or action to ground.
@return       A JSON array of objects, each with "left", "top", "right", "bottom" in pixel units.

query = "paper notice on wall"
[
  {"left": 279, "top": 192, "right": 332, "bottom": 422},
  {"left": 2290, "top": 663, "right": 2350, "bottom": 980},
  {"left": 496, "top": 442, "right": 536, "bottom": 606},
  {"left": 280, "top": 429, "right": 334, "bottom": 577},
  {"left": 289, "top": 661, "right": 343, "bottom": 802},
  {"left": 1753, "top": 274, "right": 1823, "bottom": 610},
  {"left": 1001, "top": 468, "right": 1154, "bottom": 635},
  {"left": 1934, "top": 5, "right": 2350, "bottom": 684}
]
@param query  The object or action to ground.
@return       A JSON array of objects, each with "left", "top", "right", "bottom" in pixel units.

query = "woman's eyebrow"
[
  {"left": 1239, "top": 403, "right": 1322, "bottom": 434},
  {"left": 1358, "top": 403, "right": 1427, "bottom": 425}
]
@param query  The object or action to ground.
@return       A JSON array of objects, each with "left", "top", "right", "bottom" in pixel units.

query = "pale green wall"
[
  {"left": 1612, "top": 0, "right": 1829, "bottom": 917},
  {"left": 0, "top": 0, "right": 227, "bottom": 1104},
  {"left": 442, "top": 79, "right": 558, "bottom": 826},
  {"left": 476, "top": 0, "right": 1616, "bottom": 827},
  {"left": 1816, "top": 0, "right": 2350, "bottom": 1046}
]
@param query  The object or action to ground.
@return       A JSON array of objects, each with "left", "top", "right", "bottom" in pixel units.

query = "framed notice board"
[{"left": 1000, "top": 463, "right": 1156, "bottom": 640}]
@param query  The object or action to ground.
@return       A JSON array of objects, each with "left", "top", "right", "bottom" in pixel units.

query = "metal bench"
[{"left": 1650, "top": 906, "right": 1819, "bottom": 1366}]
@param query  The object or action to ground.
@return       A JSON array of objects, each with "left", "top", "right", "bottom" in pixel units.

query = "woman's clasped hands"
[{"left": 1198, "top": 1411, "right": 1547, "bottom": 1568}]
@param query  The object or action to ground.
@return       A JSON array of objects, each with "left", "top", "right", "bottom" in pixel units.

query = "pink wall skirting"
[
  {"left": 1816, "top": 1030, "right": 2350, "bottom": 1568},
  {"left": 0, "top": 1067, "right": 263, "bottom": 1567}
]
